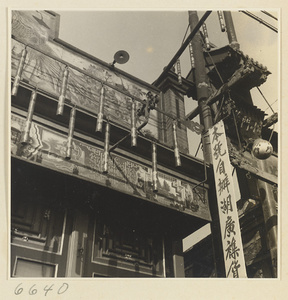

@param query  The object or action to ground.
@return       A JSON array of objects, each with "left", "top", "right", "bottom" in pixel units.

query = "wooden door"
[
  {"left": 11, "top": 198, "right": 71, "bottom": 278},
  {"left": 82, "top": 216, "right": 165, "bottom": 277}
]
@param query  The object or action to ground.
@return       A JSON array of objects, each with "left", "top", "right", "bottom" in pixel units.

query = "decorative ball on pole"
[{"left": 251, "top": 138, "right": 273, "bottom": 160}]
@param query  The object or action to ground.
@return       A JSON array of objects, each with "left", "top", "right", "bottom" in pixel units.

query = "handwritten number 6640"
[{"left": 14, "top": 283, "right": 69, "bottom": 296}]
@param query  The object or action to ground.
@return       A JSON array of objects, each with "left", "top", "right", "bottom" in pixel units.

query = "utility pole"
[
  {"left": 188, "top": 11, "right": 225, "bottom": 277},
  {"left": 223, "top": 11, "right": 240, "bottom": 50},
  {"left": 188, "top": 11, "right": 213, "bottom": 162}
]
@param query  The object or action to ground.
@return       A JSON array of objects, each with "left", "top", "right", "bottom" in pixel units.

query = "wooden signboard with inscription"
[{"left": 209, "top": 120, "right": 247, "bottom": 278}]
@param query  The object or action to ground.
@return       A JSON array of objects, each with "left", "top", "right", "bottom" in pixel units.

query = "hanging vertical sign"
[{"left": 209, "top": 120, "right": 247, "bottom": 278}]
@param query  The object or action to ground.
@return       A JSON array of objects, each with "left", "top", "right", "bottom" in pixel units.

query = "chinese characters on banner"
[{"left": 209, "top": 121, "right": 247, "bottom": 278}]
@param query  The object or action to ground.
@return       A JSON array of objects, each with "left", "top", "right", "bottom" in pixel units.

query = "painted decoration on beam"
[
  {"left": 11, "top": 11, "right": 159, "bottom": 140},
  {"left": 209, "top": 120, "right": 247, "bottom": 278},
  {"left": 11, "top": 113, "right": 211, "bottom": 221}
]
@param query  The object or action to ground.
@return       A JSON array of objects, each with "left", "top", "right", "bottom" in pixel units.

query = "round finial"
[{"left": 251, "top": 138, "right": 273, "bottom": 159}]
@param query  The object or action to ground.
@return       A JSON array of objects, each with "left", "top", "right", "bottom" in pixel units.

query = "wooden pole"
[
  {"left": 176, "top": 59, "right": 182, "bottom": 85},
  {"left": 131, "top": 99, "right": 137, "bottom": 147},
  {"left": 12, "top": 47, "right": 27, "bottom": 96},
  {"left": 223, "top": 11, "right": 240, "bottom": 50},
  {"left": 20, "top": 89, "right": 37, "bottom": 144},
  {"left": 65, "top": 106, "right": 76, "bottom": 160},
  {"left": 172, "top": 120, "right": 181, "bottom": 167},
  {"left": 188, "top": 42, "right": 195, "bottom": 68},
  {"left": 57, "top": 66, "right": 69, "bottom": 116},
  {"left": 188, "top": 11, "right": 213, "bottom": 161},
  {"left": 103, "top": 121, "right": 110, "bottom": 174},
  {"left": 152, "top": 143, "right": 158, "bottom": 193},
  {"left": 96, "top": 84, "right": 105, "bottom": 132},
  {"left": 217, "top": 11, "right": 226, "bottom": 32},
  {"left": 202, "top": 23, "right": 211, "bottom": 51}
]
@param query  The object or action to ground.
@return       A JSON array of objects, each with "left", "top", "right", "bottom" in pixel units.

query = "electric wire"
[
  {"left": 264, "top": 99, "right": 278, "bottom": 112},
  {"left": 257, "top": 86, "right": 275, "bottom": 113},
  {"left": 240, "top": 11, "right": 278, "bottom": 33},
  {"left": 181, "top": 24, "right": 190, "bottom": 45},
  {"left": 195, "top": 140, "right": 202, "bottom": 157},
  {"left": 261, "top": 11, "right": 278, "bottom": 21}
]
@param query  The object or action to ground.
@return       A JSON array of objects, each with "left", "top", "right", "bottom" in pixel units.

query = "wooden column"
[
  {"left": 172, "top": 239, "right": 185, "bottom": 277},
  {"left": 258, "top": 160, "right": 277, "bottom": 277},
  {"left": 65, "top": 210, "right": 89, "bottom": 277}
]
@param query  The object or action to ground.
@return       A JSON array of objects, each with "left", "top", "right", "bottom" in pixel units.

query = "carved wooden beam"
[
  {"left": 228, "top": 142, "right": 277, "bottom": 185},
  {"left": 186, "top": 64, "right": 254, "bottom": 120},
  {"left": 263, "top": 112, "right": 278, "bottom": 129}
]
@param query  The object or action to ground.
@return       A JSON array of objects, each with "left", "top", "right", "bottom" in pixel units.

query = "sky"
[
  {"left": 55, "top": 10, "right": 278, "bottom": 156},
  {"left": 55, "top": 10, "right": 278, "bottom": 114},
  {"left": 54, "top": 10, "right": 278, "bottom": 249}
]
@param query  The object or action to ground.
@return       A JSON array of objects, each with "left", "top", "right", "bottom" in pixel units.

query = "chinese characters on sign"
[{"left": 209, "top": 121, "right": 247, "bottom": 278}]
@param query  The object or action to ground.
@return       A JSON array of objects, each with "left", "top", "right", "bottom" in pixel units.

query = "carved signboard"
[
  {"left": 11, "top": 113, "right": 211, "bottom": 221},
  {"left": 209, "top": 120, "right": 247, "bottom": 278}
]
